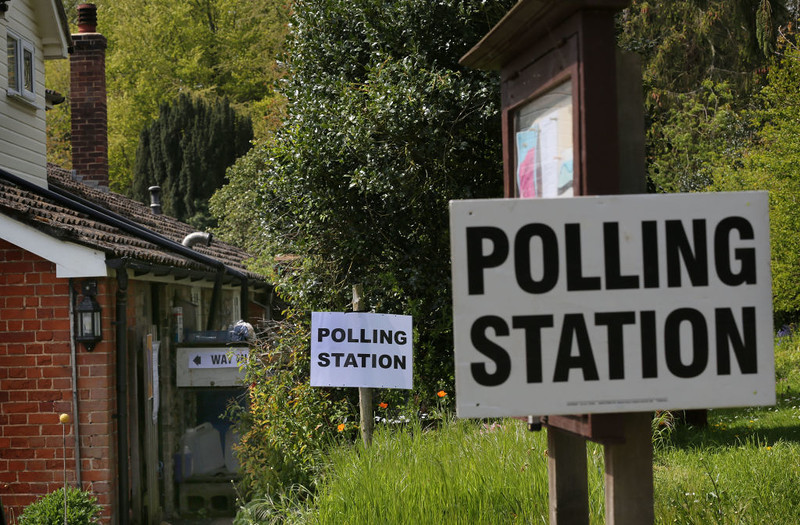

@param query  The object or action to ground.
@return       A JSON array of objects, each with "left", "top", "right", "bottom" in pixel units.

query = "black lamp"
[{"left": 75, "top": 280, "right": 102, "bottom": 351}]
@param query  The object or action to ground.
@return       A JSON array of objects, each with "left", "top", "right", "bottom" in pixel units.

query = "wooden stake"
[
  {"left": 353, "top": 284, "right": 374, "bottom": 447},
  {"left": 547, "top": 427, "right": 589, "bottom": 525},
  {"left": 603, "top": 54, "right": 653, "bottom": 525},
  {"left": 604, "top": 412, "right": 654, "bottom": 524}
]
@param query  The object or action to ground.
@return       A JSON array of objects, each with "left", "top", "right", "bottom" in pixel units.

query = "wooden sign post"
[
  {"left": 353, "top": 284, "right": 375, "bottom": 447},
  {"left": 455, "top": 3, "right": 774, "bottom": 525},
  {"left": 459, "top": 1, "right": 649, "bottom": 523},
  {"left": 309, "top": 292, "right": 414, "bottom": 448}
]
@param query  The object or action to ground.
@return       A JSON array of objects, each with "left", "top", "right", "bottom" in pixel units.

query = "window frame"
[{"left": 6, "top": 29, "right": 36, "bottom": 102}]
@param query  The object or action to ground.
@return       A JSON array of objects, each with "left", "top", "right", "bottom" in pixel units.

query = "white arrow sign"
[{"left": 187, "top": 348, "right": 248, "bottom": 369}]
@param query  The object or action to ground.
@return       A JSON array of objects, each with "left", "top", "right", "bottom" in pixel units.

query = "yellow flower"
[
  {"left": 337, "top": 423, "right": 345, "bottom": 432},
  {"left": 766, "top": 446, "right": 772, "bottom": 451},
  {"left": 437, "top": 390, "right": 447, "bottom": 398}
]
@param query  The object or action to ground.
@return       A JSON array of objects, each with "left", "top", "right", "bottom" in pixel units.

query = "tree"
[
  {"left": 616, "top": 0, "right": 790, "bottom": 192},
  {"left": 44, "top": 0, "right": 289, "bottom": 192},
  {"left": 710, "top": 39, "right": 800, "bottom": 325},
  {"left": 132, "top": 94, "right": 253, "bottom": 229},
  {"left": 45, "top": 59, "right": 72, "bottom": 169},
  {"left": 212, "top": 0, "right": 514, "bottom": 398},
  {"left": 44, "top": 2, "right": 81, "bottom": 169}
]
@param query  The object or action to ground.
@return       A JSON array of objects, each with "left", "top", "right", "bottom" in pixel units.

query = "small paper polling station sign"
[
  {"left": 311, "top": 312, "right": 413, "bottom": 389},
  {"left": 450, "top": 192, "right": 775, "bottom": 419}
]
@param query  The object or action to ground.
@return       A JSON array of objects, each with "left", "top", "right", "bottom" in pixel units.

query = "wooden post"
[
  {"left": 601, "top": 52, "right": 653, "bottom": 525},
  {"left": 604, "top": 412, "right": 654, "bottom": 525},
  {"left": 547, "top": 427, "right": 589, "bottom": 525},
  {"left": 459, "top": 4, "right": 655, "bottom": 524},
  {"left": 353, "top": 284, "right": 374, "bottom": 447}
]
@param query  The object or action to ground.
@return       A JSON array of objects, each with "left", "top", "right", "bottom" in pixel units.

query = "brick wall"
[
  {"left": 69, "top": 8, "right": 108, "bottom": 189},
  {"left": 0, "top": 239, "right": 116, "bottom": 522}
]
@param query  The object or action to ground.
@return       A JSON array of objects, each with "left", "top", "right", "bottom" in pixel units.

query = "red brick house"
[{"left": 1, "top": 3, "right": 272, "bottom": 522}]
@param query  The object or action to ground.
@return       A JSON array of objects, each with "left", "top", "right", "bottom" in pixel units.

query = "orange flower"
[
  {"left": 337, "top": 423, "right": 345, "bottom": 432},
  {"left": 378, "top": 402, "right": 388, "bottom": 409},
  {"left": 437, "top": 390, "right": 447, "bottom": 398}
]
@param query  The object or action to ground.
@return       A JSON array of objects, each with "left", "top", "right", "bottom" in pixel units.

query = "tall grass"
[
  {"left": 237, "top": 334, "right": 800, "bottom": 524},
  {"left": 654, "top": 438, "right": 800, "bottom": 523},
  {"left": 308, "top": 419, "right": 608, "bottom": 524}
]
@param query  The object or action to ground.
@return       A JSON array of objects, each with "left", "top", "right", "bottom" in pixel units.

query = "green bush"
[
  {"left": 18, "top": 487, "right": 100, "bottom": 525},
  {"left": 212, "top": 0, "right": 514, "bottom": 399},
  {"left": 232, "top": 313, "right": 350, "bottom": 500}
]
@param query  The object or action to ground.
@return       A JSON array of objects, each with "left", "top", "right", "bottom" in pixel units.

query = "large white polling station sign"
[
  {"left": 450, "top": 192, "right": 775, "bottom": 419},
  {"left": 311, "top": 312, "right": 413, "bottom": 389}
]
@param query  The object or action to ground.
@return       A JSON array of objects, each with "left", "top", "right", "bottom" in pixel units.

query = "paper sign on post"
[
  {"left": 450, "top": 192, "right": 775, "bottom": 419},
  {"left": 311, "top": 312, "right": 413, "bottom": 389}
]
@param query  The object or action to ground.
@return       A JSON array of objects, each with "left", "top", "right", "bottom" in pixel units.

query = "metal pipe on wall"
[
  {"left": 115, "top": 269, "right": 130, "bottom": 525},
  {"left": 67, "top": 279, "right": 83, "bottom": 486}
]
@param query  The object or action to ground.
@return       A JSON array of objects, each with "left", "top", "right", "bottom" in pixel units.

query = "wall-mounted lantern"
[{"left": 75, "top": 280, "right": 102, "bottom": 351}]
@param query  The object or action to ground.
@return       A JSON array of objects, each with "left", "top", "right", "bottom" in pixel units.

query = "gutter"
[{"left": 0, "top": 167, "right": 258, "bottom": 319}]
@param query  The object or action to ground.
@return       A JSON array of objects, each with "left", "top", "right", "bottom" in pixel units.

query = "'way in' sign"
[{"left": 187, "top": 349, "right": 248, "bottom": 369}]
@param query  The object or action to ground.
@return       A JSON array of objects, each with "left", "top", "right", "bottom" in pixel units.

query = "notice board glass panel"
[{"left": 514, "top": 80, "right": 574, "bottom": 198}]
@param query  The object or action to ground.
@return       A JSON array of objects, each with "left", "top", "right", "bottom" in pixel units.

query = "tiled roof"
[{"left": 0, "top": 164, "right": 266, "bottom": 284}]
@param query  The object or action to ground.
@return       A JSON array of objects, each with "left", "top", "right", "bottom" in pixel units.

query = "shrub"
[
  {"left": 18, "top": 487, "right": 100, "bottom": 525},
  {"left": 232, "top": 313, "right": 350, "bottom": 500},
  {"left": 213, "top": 0, "right": 514, "bottom": 399}
]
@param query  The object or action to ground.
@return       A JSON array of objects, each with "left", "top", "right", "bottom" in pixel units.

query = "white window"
[{"left": 7, "top": 30, "right": 35, "bottom": 101}]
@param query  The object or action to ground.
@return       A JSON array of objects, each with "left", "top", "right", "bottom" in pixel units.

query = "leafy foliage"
[
  {"left": 710, "top": 40, "right": 800, "bottom": 324},
  {"left": 18, "top": 487, "right": 100, "bottom": 525},
  {"left": 44, "top": 59, "right": 72, "bottom": 170},
  {"left": 213, "top": 0, "right": 513, "bottom": 399},
  {"left": 44, "top": 0, "right": 289, "bottom": 191},
  {"left": 641, "top": 79, "right": 749, "bottom": 192},
  {"left": 617, "top": 0, "right": 789, "bottom": 192},
  {"left": 131, "top": 93, "right": 253, "bottom": 229},
  {"left": 232, "top": 315, "right": 349, "bottom": 499}
]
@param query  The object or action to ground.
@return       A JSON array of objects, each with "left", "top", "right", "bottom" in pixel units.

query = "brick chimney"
[{"left": 70, "top": 4, "right": 108, "bottom": 189}]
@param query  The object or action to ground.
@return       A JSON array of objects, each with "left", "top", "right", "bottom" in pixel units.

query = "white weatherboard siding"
[
  {"left": 36, "top": 0, "right": 71, "bottom": 59},
  {"left": 1, "top": 0, "right": 69, "bottom": 188}
]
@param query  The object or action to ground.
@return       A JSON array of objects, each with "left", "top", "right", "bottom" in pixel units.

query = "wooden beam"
[{"left": 460, "top": 0, "right": 630, "bottom": 70}]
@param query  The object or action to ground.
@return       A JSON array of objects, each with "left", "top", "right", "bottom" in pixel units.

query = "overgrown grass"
[
  {"left": 654, "top": 437, "right": 800, "bottom": 523},
  {"left": 237, "top": 334, "right": 800, "bottom": 524},
  {"left": 307, "top": 420, "right": 610, "bottom": 524}
]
